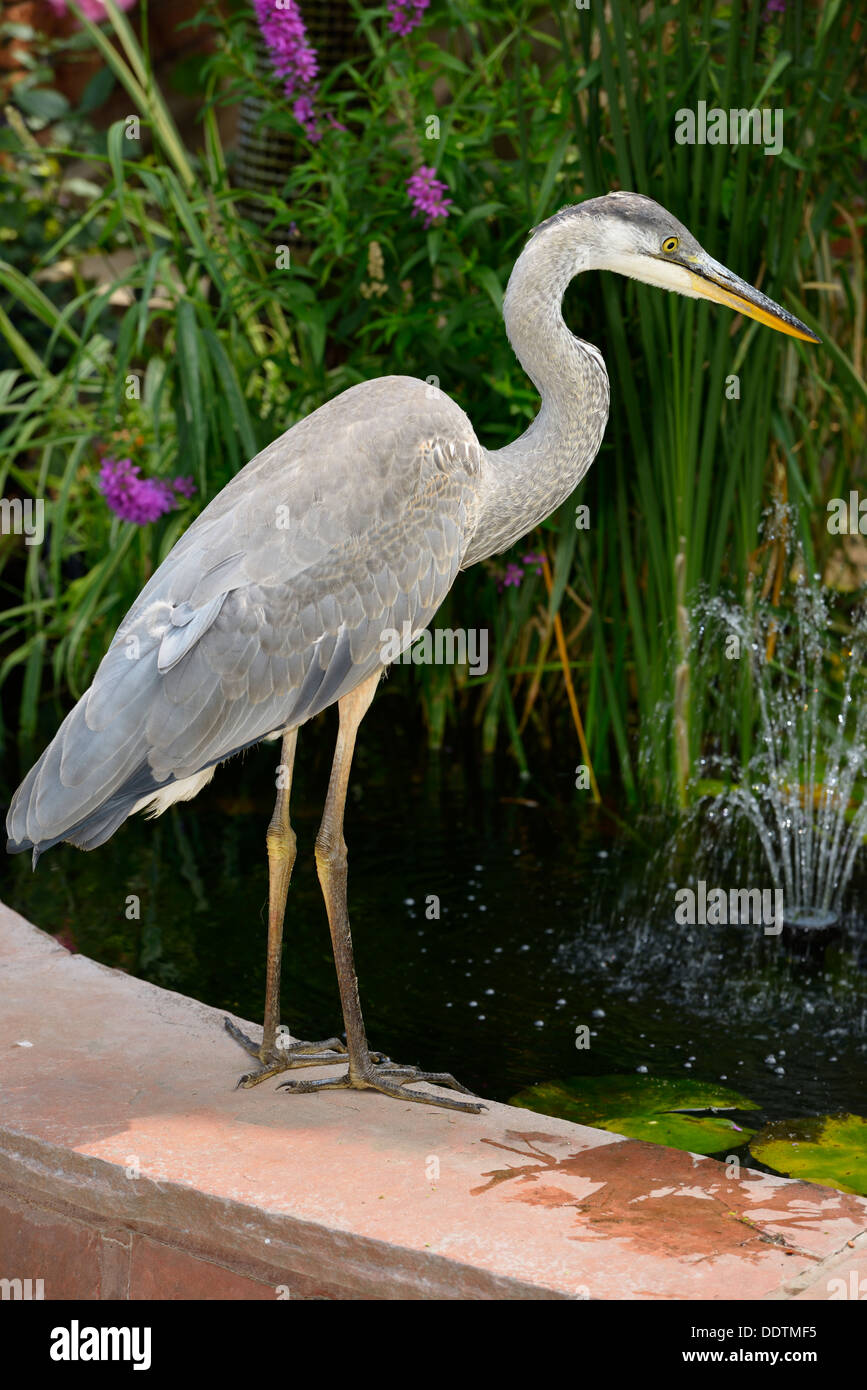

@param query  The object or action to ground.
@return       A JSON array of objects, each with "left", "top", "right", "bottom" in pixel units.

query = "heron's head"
[{"left": 532, "top": 191, "right": 820, "bottom": 343}]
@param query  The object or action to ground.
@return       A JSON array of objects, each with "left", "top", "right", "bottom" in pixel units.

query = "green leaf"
[
  {"left": 202, "top": 328, "right": 258, "bottom": 460},
  {"left": 510, "top": 1075, "right": 759, "bottom": 1155},
  {"left": 175, "top": 298, "right": 206, "bottom": 472},
  {"left": 0, "top": 370, "right": 21, "bottom": 407},
  {"left": 0, "top": 261, "right": 81, "bottom": 347},
  {"left": 107, "top": 120, "right": 127, "bottom": 200},
  {"left": 750, "top": 1114, "right": 867, "bottom": 1196},
  {"left": 778, "top": 148, "right": 810, "bottom": 172},
  {"left": 474, "top": 265, "right": 504, "bottom": 313},
  {"left": 752, "top": 51, "right": 792, "bottom": 108},
  {"left": 419, "top": 48, "right": 469, "bottom": 75},
  {"left": 15, "top": 88, "right": 70, "bottom": 121},
  {"left": 77, "top": 65, "right": 115, "bottom": 116},
  {"left": 817, "top": 0, "right": 845, "bottom": 46},
  {"left": 532, "top": 129, "right": 572, "bottom": 224},
  {"left": 455, "top": 202, "right": 506, "bottom": 233}
]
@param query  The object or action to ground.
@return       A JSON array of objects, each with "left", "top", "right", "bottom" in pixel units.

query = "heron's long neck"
[{"left": 462, "top": 230, "right": 609, "bottom": 567}]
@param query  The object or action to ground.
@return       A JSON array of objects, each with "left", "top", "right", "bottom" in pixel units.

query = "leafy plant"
[
  {"left": 749, "top": 1112, "right": 867, "bottom": 1196},
  {"left": 0, "top": 0, "right": 864, "bottom": 813},
  {"left": 510, "top": 1074, "right": 759, "bottom": 1155}
]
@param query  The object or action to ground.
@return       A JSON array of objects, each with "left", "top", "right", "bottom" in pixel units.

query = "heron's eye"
[{"left": 661, "top": 236, "right": 680, "bottom": 254}]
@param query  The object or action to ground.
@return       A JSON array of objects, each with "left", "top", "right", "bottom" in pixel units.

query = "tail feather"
[
  {"left": 6, "top": 738, "right": 168, "bottom": 855},
  {"left": 5, "top": 650, "right": 166, "bottom": 855}
]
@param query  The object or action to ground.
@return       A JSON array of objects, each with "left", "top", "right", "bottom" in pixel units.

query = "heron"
[{"left": 6, "top": 193, "right": 819, "bottom": 1113}]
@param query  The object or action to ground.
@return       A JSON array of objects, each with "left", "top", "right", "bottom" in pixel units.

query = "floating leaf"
[
  {"left": 749, "top": 1114, "right": 867, "bottom": 1196},
  {"left": 510, "top": 1075, "right": 758, "bottom": 1156}
]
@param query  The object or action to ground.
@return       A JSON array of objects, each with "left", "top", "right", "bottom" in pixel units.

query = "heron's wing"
[{"left": 7, "top": 378, "right": 482, "bottom": 853}]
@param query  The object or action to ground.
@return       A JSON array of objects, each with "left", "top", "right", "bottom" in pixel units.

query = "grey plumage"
[
  {"left": 8, "top": 378, "right": 482, "bottom": 853},
  {"left": 6, "top": 192, "right": 817, "bottom": 859}
]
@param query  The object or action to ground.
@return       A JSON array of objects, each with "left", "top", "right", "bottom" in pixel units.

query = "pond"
[{"left": 3, "top": 695, "right": 866, "bottom": 1187}]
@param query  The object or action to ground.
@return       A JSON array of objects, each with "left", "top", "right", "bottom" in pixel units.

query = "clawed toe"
[
  {"left": 224, "top": 1016, "right": 264, "bottom": 1060},
  {"left": 225, "top": 1016, "right": 353, "bottom": 1088},
  {"left": 226, "top": 1020, "right": 482, "bottom": 1112},
  {"left": 385, "top": 1068, "right": 477, "bottom": 1096},
  {"left": 275, "top": 1060, "right": 485, "bottom": 1113}
]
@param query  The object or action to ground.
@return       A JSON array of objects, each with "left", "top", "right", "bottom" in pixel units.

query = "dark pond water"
[{"left": 2, "top": 696, "right": 866, "bottom": 1136}]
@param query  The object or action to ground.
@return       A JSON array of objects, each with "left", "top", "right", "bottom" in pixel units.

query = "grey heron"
[{"left": 6, "top": 193, "right": 819, "bottom": 1112}]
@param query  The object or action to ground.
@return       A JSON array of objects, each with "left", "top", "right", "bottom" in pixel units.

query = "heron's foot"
[
  {"left": 224, "top": 1017, "right": 388, "bottom": 1089},
  {"left": 276, "top": 1058, "right": 486, "bottom": 1114},
  {"left": 224, "top": 1015, "right": 346, "bottom": 1089}
]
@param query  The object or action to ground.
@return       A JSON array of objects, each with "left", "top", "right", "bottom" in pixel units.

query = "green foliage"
[
  {"left": 749, "top": 1113, "right": 867, "bottom": 1196},
  {"left": 0, "top": 0, "right": 864, "bottom": 807},
  {"left": 510, "top": 1073, "right": 759, "bottom": 1154},
  {"left": 511, "top": 1077, "right": 867, "bottom": 1194}
]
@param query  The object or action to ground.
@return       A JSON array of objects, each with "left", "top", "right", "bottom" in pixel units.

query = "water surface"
[{"left": 3, "top": 704, "right": 865, "bottom": 1124}]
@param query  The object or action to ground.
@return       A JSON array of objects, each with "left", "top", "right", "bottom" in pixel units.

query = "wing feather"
[{"left": 7, "top": 376, "right": 483, "bottom": 854}]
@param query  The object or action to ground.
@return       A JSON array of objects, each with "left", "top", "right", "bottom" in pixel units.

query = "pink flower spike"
[
  {"left": 255, "top": 0, "right": 323, "bottom": 139},
  {"left": 387, "top": 0, "right": 429, "bottom": 36},
  {"left": 98, "top": 456, "right": 175, "bottom": 525},
  {"left": 406, "top": 165, "right": 452, "bottom": 229}
]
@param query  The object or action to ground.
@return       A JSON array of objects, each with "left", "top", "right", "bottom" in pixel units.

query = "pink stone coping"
[{"left": 1, "top": 900, "right": 865, "bottom": 1300}]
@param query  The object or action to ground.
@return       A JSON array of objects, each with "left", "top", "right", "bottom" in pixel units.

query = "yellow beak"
[{"left": 686, "top": 256, "right": 821, "bottom": 343}]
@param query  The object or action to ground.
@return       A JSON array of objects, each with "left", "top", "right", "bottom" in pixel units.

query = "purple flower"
[
  {"left": 292, "top": 93, "right": 321, "bottom": 142},
  {"left": 502, "top": 563, "right": 524, "bottom": 588},
  {"left": 254, "top": 0, "right": 318, "bottom": 94},
  {"left": 522, "top": 552, "right": 545, "bottom": 575},
  {"left": 99, "top": 456, "right": 176, "bottom": 525},
  {"left": 172, "top": 475, "right": 196, "bottom": 500},
  {"left": 387, "top": 0, "right": 429, "bottom": 37},
  {"left": 255, "top": 0, "right": 322, "bottom": 138},
  {"left": 406, "top": 166, "right": 452, "bottom": 229}
]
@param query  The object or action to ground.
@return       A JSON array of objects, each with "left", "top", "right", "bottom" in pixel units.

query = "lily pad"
[
  {"left": 749, "top": 1113, "right": 867, "bottom": 1196},
  {"left": 509, "top": 1075, "right": 759, "bottom": 1155}
]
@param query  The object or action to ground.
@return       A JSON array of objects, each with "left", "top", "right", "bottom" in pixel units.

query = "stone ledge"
[{"left": 1, "top": 900, "right": 865, "bottom": 1300}]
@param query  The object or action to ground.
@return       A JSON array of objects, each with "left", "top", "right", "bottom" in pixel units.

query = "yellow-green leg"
[
  {"left": 276, "top": 673, "right": 484, "bottom": 1114},
  {"left": 225, "top": 726, "right": 347, "bottom": 1086}
]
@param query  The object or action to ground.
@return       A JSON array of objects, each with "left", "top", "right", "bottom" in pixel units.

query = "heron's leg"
[
  {"left": 225, "top": 726, "right": 347, "bottom": 1086},
  {"left": 262, "top": 726, "right": 299, "bottom": 1057},
  {"left": 277, "top": 672, "right": 484, "bottom": 1114},
  {"left": 312, "top": 675, "right": 379, "bottom": 1081}
]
